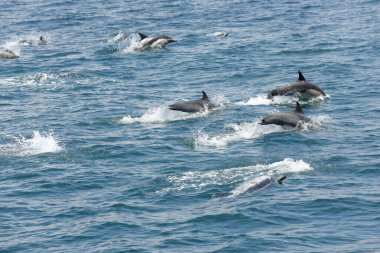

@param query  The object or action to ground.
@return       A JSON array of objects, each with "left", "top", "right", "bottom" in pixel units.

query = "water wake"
[
  {"left": 0, "top": 131, "right": 63, "bottom": 157},
  {"left": 158, "top": 158, "right": 312, "bottom": 196}
]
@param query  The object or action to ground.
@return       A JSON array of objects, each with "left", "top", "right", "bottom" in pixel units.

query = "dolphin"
[
  {"left": 19, "top": 36, "right": 47, "bottom": 45},
  {"left": 260, "top": 102, "right": 310, "bottom": 127},
  {"left": 213, "top": 175, "right": 287, "bottom": 198},
  {"left": 169, "top": 91, "right": 216, "bottom": 113},
  {"left": 136, "top": 32, "right": 176, "bottom": 51},
  {"left": 267, "top": 71, "right": 326, "bottom": 100},
  {"left": 0, "top": 47, "right": 19, "bottom": 59}
]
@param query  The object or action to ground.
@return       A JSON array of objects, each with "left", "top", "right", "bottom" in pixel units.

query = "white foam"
[
  {"left": 297, "top": 114, "right": 331, "bottom": 131},
  {"left": 236, "top": 93, "right": 330, "bottom": 106},
  {"left": 120, "top": 34, "right": 144, "bottom": 53},
  {"left": 0, "top": 131, "right": 63, "bottom": 157},
  {"left": 236, "top": 94, "right": 297, "bottom": 106},
  {"left": 120, "top": 95, "right": 228, "bottom": 125},
  {"left": 193, "top": 120, "right": 285, "bottom": 147},
  {"left": 158, "top": 158, "right": 312, "bottom": 195}
]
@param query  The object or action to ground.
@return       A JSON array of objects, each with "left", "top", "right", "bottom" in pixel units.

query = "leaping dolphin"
[
  {"left": 267, "top": 71, "right": 326, "bottom": 100},
  {"left": 169, "top": 91, "right": 216, "bottom": 113},
  {"left": 0, "top": 47, "right": 19, "bottom": 59},
  {"left": 136, "top": 32, "right": 176, "bottom": 51},
  {"left": 260, "top": 102, "right": 310, "bottom": 127},
  {"left": 213, "top": 175, "right": 287, "bottom": 198}
]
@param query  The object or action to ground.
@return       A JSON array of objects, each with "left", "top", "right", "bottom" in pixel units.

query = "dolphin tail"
[
  {"left": 294, "top": 102, "right": 304, "bottom": 114},
  {"left": 201, "top": 91, "right": 209, "bottom": 101},
  {"left": 298, "top": 71, "right": 306, "bottom": 81},
  {"left": 276, "top": 175, "right": 287, "bottom": 184}
]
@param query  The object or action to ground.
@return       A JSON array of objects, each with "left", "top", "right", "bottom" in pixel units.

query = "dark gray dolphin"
[
  {"left": 137, "top": 32, "right": 177, "bottom": 51},
  {"left": 0, "top": 47, "right": 19, "bottom": 59},
  {"left": 213, "top": 175, "right": 286, "bottom": 198},
  {"left": 260, "top": 102, "right": 310, "bottom": 127},
  {"left": 268, "top": 71, "right": 326, "bottom": 100},
  {"left": 169, "top": 91, "right": 216, "bottom": 113}
]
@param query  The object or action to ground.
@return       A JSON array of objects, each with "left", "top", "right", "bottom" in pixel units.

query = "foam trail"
[
  {"left": 193, "top": 120, "right": 285, "bottom": 147},
  {"left": 157, "top": 158, "right": 312, "bottom": 195},
  {"left": 0, "top": 131, "right": 63, "bottom": 157},
  {"left": 120, "top": 95, "right": 227, "bottom": 125}
]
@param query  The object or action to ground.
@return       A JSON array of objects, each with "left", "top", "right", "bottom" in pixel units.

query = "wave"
[
  {"left": 120, "top": 95, "right": 228, "bottom": 125},
  {"left": 157, "top": 158, "right": 313, "bottom": 196},
  {"left": 0, "top": 131, "right": 63, "bottom": 157}
]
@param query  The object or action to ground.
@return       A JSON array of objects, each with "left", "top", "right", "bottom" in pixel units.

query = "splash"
[
  {"left": 0, "top": 131, "right": 63, "bottom": 157},
  {"left": 120, "top": 33, "right": 144, "bottom": 53},
  {"left": 120, "top": 95, "right": 227, "bottom": 125},
  {"left": 236, "top": 93, "right": 329, "bottom": 106},
  {"left": 157, "top": 158, "right": 312, "bottom": 195},
  {"left": 193, "top": 120, "right": 285, "bottom": 147},
  {"left": 297, "top": 115, "right": 331, "bottom": 131},
  {"left": 236, "top": 94, "right": 297, "bottom": 106}
]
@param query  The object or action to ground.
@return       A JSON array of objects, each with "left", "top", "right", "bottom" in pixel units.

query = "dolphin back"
[{"left": 268, "top": 71, "right": 326, "bottom": 99}]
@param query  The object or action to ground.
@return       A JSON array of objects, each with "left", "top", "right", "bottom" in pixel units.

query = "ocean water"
[{"left": 1, "top": 0, "right": 379, "bottom": 252}]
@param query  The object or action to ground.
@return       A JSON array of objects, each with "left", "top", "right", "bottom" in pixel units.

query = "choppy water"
[{"left": 1, "top": 0, "right": 379, "bottom": 252}]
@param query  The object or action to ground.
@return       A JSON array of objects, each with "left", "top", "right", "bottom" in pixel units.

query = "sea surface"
[{"left": 1, "top": 0, "right": 379, "bottom": 252}]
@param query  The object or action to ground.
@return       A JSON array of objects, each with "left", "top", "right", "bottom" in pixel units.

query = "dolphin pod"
[
  {"left": 260, "top": 102, "right": 310, "bottom": 128},
  {"left": 213, "top": 175, "right": 287, "bottom": 198},
  {"left": 169, "top": 91, "right": 215, "bottom": 113},
  {"left": 268, "top": 71, "right": 326, "bottom": 100},
  {"left": 136, "top": 32, "right": 177, "bottom": 51}
]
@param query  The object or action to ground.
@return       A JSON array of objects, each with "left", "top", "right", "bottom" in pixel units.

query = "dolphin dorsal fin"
[
  {"left": 298, "top": 71, "right": 306, "bottom": 81},
  {"left": 201, "top": 91, "right": 209, "bottom": 101},
  {"left": 295, "top": 102, "right": 303, "bottom": 113},
  {"left": 138, "top": 33, "right": 148, "bottom": 40}
]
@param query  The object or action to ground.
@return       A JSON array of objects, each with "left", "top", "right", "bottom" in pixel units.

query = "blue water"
[{"left": 1, "top": 0, "right": 379, "bottom": 252}]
